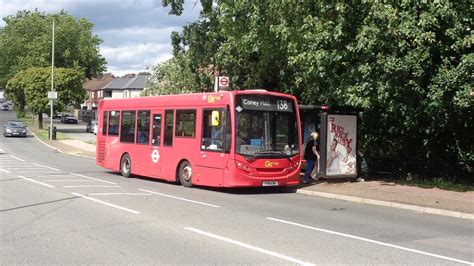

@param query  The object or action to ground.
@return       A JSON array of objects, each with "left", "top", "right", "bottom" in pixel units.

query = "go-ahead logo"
[
  {"left": 264, "top": 161, "right": 279, "bottom": 168},
  {"left": 207, "top": 95, "right": 222, "bottom": 103}
]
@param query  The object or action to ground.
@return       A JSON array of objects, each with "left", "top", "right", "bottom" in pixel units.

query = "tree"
[
  {"left": 142, "top": 55, "right": 200, "bottom": 96},
  {"left": 6, "top": 67, "right": 86, "bottom": 129},
  {"left": 163, "top": 1, "right": 473, "bottom": 180},
  {"left": 0, "top": 10, "right": 106, "bottom": 89}
]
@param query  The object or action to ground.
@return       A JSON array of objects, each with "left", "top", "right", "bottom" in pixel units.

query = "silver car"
[{"left": 3, "top": 120, "right": 27, "bottom": 137}]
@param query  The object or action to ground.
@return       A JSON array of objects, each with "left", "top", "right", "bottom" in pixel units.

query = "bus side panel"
[
  {"left": 104, "top": 137, "right": 122, "bottom": 172},
  {"left": 193, "top": 163, "right": 224, "bottom": 187}
]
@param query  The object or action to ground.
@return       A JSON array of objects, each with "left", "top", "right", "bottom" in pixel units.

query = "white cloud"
[{"left": 101, "top": 42, "right": 173, "bottom": 75}]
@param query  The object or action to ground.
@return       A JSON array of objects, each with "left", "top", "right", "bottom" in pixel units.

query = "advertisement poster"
[{"left": 326, "top": 115, "right": 357, "bottom": 176}]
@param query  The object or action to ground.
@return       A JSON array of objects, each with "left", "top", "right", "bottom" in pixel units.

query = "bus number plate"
[{"left": 262, "top": 181, "right": 278, "bottom": 186}]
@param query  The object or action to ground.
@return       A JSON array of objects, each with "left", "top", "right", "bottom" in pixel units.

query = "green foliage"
[
  {"left": 6, "top": 67, "right": 86, "bottom": 128},
  {"left": 143, "top": 55, "right": 206, "bottom": 96},
  {"left": 162, "top": 1, "right": 473, "bottom": 181},
  {"left": 0, "top": 10, "right": 106, "bottom": 88}
]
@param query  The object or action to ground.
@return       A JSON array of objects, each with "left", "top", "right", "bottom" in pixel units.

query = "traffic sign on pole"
[{"left": 48, "top": 91, "right": 57, "bottom": 99}]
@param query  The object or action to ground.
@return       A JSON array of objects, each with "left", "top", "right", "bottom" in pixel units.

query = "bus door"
[
  {"left": 147, "top": 112, "right": 163, "bottom": 177},
  {"left": 131, "top": 110, "right": 161, "bottom": 177},
  {"left": 195, "top": 108, "right": 231, "bottom": 186},
  {"left": 160, "top": 109, "right": 176, "bottom": 180}
]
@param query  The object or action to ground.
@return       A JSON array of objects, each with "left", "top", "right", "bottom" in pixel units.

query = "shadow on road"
[{"left": 123, "top": 174, "right": 299, "bottom": 195}]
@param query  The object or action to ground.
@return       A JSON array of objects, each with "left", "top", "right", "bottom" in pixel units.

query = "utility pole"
[{"left": 49, "top": 18, "right": 55, "bottom": 140}]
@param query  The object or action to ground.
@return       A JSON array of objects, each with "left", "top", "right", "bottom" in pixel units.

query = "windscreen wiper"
[{"left": 253, "top": 150, "right": 292, "bottom": 162}]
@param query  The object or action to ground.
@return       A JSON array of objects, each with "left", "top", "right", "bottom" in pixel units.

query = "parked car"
[
  {"left": 61, "top": 113, "right": 78, "bottom": 124},
  {"left": 3, "top": 120, "right": 27, "bottom": 137},
  {"left": 86, "top": 120, "right": 98, "bottom": 134},
  {"left": 1, "top": 104, "right": 9, "bottom": 111}
]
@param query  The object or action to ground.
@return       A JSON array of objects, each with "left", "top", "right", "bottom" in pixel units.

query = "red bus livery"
[{"left": 96, "top": 90, "right": 301, "bottom": 188}]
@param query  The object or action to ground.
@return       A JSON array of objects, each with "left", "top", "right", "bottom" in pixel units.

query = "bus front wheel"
[
  {"left": 179, "top": 161, "right": 193, "bottom": 188},
  {"left": 120, "top": 154, "right": 132, "bottom": 178}
]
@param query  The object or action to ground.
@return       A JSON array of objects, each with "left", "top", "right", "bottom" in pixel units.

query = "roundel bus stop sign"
[{"left": 218, "top": 76, "right": 230, "bottom": 90}]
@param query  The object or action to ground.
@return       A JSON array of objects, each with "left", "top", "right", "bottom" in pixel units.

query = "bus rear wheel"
[
  {"left": 120, "top": 154, "right": 132, "bottom": 178},
  {"left": 179, "top": 161, "right": 193, "bottom": 188}
]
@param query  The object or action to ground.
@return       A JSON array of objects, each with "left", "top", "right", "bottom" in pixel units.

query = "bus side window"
[
  {"left": 102, "top": 111, "right": 108, "bottom": 136},
  {"left": 164, "top": 110, "right": 174, "bottom": 146},
  {"left": 201, "top": 109, "right": 225, "bottom": 151},
  {"left": 137, "top": 110, "right": 150, "bottom": 144},
  {"left": 152, "top": 114, "right": 162, "bottom": 146},
  {"left": 109, "top": 111, "right": 120, "bottom": 136}
]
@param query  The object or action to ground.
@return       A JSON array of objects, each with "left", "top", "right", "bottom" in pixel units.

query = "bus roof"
[{"left": 98, "top": 90, "right": 295, "bottom": 110}]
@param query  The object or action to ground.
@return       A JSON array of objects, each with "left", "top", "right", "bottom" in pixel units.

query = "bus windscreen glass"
[{"left": 235, "top": 95, "right": 299, "bottom": 158}]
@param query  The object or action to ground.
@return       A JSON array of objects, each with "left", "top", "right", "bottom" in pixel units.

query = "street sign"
[
  {"left": 218, "top": 76, "right": 230, "bottom": 91},
  {"left": 48, "top": 91, "right": 57, "bottom": 99}
]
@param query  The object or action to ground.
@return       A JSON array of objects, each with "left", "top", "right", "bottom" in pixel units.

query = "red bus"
[{"left": 96, "top": 90, "right": 301, "bottom": 187}]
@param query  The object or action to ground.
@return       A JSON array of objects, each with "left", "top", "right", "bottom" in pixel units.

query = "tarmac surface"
[{"left": 31, "top": 125, "right": 474, "bottom": 220}]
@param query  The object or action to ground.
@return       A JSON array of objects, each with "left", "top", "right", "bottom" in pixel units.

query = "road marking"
[
  {"left": 71, "top": 192, "right": 140, "bottom": 214},
  {"left": 32, "top": 163, "right": 60, "bottom": 171},
  {"left": 63, "top": 185, "right": 121, "bottom": 188},
  {"left": 185, "top": 227, "right": 313, "bottom": 265},
  {"left": 267, "top": 217, "right": 473, "bottom": 265},
  {"left": 138, "top": 189, "right": 221, "bottom": 208},
  {"left": 9, "top": 155, "right": 24, "bottom": 162},
  {"left": 88, "top": 193, "right": 153, "bottom": 196},
  {"left": 18, "top": 175, "right": 55, "bottom": 188},
  {"left": 0, "top": 169, "right": 11, "bottom": 173},
  {"left": 69, "top": 173, "right": 117, "bottom": 185},
  {"left": 43, "top": 180, "right": 91, "bottom": 182},
  {"left": 3, "top": 167, "right": 47, "bottom": 169}
]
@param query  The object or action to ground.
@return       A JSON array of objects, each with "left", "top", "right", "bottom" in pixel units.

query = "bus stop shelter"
[{"left": 299, "top": 105, "right": 362, "bottom": 180}]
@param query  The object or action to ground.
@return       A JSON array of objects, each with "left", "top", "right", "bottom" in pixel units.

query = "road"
[{"left": 1, "top": 110, "right": 473, "bottom": 265}]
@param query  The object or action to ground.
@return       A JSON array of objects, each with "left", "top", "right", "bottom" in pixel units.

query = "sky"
[{"left": 0, "top": 0, "right": 202, "bottom": 77}]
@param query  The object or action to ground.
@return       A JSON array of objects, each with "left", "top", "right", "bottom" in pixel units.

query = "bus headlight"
[{"left": 235, "top": 160, "right": 250, "bottom": 173}]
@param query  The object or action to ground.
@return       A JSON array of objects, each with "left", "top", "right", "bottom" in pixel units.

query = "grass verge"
[
  {"left": 368, "top": 173, "right": 473, "bottom": 192},
  {"left": 20, "top": 116, "right": 70, "bottom": 141}
]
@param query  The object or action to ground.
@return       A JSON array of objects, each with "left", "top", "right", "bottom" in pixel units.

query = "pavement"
[{"left": 30, "top": 127, "right": 474, "bottom": 220}]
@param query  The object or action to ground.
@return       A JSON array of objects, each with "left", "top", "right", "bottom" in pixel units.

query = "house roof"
[
  {"left": 100, "top": 74, "right": 150, "bottom": 91},
  {"left": 103, "top": 78, "right": 129, "bottom": 90},
  {"left": 83, "top": 75, "right": 115, "bottom": 91},
  {"left": 123, "top": 74, "right": 148, "bottom": 89}
]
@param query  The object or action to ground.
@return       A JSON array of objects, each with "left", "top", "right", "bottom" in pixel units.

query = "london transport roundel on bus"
[{"left": 151, "top": 149, "right": 160, "bottom": 163}]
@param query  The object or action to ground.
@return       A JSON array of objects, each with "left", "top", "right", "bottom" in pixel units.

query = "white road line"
[
  {"left": 0, "top": 169, "right": 11, "bottom": 173},
  {"left": 185, "top": 227, "right": 313, "bottom": 265},
  {"left": 32, "top": 163, "right": 60, "bottom": 171},
  {"left": 3, "top": 167, "right": 46, "bottom": 169},
  {"left": 71, "top": 192, "right": 140, "bottom": 214},
  {"left": 43, "top": 180, "right": 91, "bottom": 182},
  {"left": 63, "top": 185, "right": 121, "bottom": 188},
  {"left": 138, "top": 189, "right": 221, "bottom": 208},
  {"left": 9, "top": 155, "right": 24, "bottom": 162},
  {"left": 267, "top": 217, "right": 473, "bottom": 265},
  {"left": 69, "top": 173, "right": 117, "bottom": 185},
  {"left": 16, "top": 171, "right": 58, "bottom": 174},
  {"left": 18, "top": 175, "right": 55, "bottom": 188},
  {"left": 88, "top": 193, "right": 153, "bottom": 196}
]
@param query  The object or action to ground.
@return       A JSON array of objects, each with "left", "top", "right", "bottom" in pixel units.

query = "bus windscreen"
[{"left": 235, "top": 95, "right": 299, "bottom": 158}]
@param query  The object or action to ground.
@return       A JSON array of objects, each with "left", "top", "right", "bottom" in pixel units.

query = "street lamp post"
[{"left": 49, "top": 18, "right": 55, "bottom": 140}]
